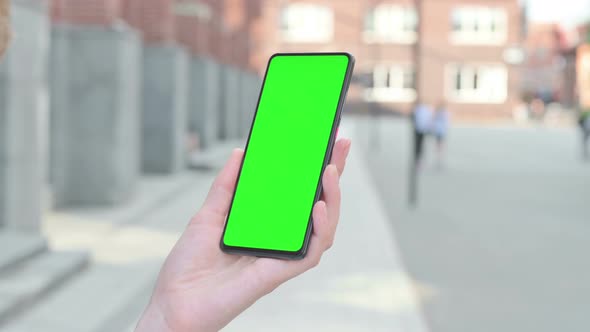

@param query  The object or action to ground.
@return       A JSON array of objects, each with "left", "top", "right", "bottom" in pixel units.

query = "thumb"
[{"left": 195, "top": 148, "right": 243, "bottom": 226}]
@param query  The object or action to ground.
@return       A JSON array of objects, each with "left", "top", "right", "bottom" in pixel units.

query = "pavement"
[
  {"left": 222, "top": 123, "right": 427, "bottom": 332},
  {"left": 1, "top": 171, "right": 215, "bottom": 332},
  {"left": 1, "top": 119, "right": 428, "bottom": 332},
  {"left": 355, "top": 116, "right": 590, "bottom": 332}
]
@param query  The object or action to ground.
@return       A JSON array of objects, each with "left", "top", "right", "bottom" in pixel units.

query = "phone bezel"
[{"left": 219, "top": 52, "right": 355, "bottom": 260}]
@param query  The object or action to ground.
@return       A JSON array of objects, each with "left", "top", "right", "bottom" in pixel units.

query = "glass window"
[
  {"left": 364, "top": 5, "right": 418, "bottom": 44},
  {"left": 450, "top": 6, "right": 507, "bottom": 45},
  {"left": 280, "top": 3, "right": 333, "bottom": 43},
  {"left": 363, "top": 65, "right": 417, "bottom": 102},
  {"left": 448, "top": 64, "right": 508, "bottom": 103}
]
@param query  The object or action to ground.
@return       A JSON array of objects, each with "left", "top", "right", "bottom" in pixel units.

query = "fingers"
[
  {"left": 330, "top": 138, "right": 352, "bottom": 176},
  {"left": 249, "top": 164, "right": 345, "bottom": 287},
  {"left": 197, "top": 149, "right": 244, "bottom": 223},
  {"left": 319, "top": 165, "right": 341, "bottom": 247},
  {"left": 303, "top": 164, "right": 342, "bottom": 267},
  {"left": 250, "top": 199, "right": 331, "bottom": 290}
]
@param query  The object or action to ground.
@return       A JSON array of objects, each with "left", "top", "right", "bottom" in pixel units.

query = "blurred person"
[
  {"left": 579, "top": 109, "right": 590, "bottom": 160},
  {"left": 412, "top": 101, "right": 433, "bottom": 169},
  {"left": 431, "top": 102, "right": 450, "bottom": 169},
  {"left": 0, "top": 0, "right": 9, "bottom": 57},
  {"left": 0, "top": 3, "right": 352, "bottom": 331},
  {"left": 530, "top": 95, "right": 546, "bottom": 121}
]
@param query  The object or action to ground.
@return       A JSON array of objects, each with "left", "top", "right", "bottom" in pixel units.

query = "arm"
[{"left": 135, "top": 138, "right": 351, "bottom": 332}]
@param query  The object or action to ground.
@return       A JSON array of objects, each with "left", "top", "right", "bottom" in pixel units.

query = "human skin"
[
  {"left": 0, "top": 0, "right": 9, "bottom": 57},
  {"left": 135, "top": 138, "right": 351, "bottom": 332}
]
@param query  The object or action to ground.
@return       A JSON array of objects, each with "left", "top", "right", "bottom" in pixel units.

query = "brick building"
[
  {"left": 521, "top": 21, "right": 590, "bottom": 108},
  {"left": 250, "top": 0, "right": 523, "bottom": 120},
  {"left": 173, "top": 0, "right": 262, "bottom": 70},
  {"left": 522, "top": 23, "right": 573, "bottom": 105}
]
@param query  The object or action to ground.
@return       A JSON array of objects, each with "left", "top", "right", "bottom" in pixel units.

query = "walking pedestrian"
[
  {"left": 579, "top": 109, "right": 590, "bottom": 160},
  {"left": 0, "top": 0, "right": 9, "bottom": 57},
  {"left": 412, "top": 102, "right": 433, "bottom": 169},
  {"left": 432, "top": 101, "right": 450, "bottom": 168}
]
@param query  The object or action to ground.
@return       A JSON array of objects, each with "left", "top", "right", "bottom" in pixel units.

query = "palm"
[{"left": 148, "top": 139, "right": 350, "bottom": 332}]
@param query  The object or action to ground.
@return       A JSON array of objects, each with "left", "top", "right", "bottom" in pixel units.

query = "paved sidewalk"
[
  {"left": 222, "top": 123, "right": 428, "bottom": 332},
  {"left": 2, "top": 172, "right": 215, "bottom": 332},
  {"left": 3, "top": 119, "right": 428, "bottom": 332},
  {"left": 355, "top": 116, "right": 590, "bottom": 332}
]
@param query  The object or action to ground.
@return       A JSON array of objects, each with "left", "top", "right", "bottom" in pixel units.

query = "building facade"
[
  {"left": 522, "top": 21, "right": 590, "bottom": 108},
  {"left": 522, "top": 23, "right": 564, "bottom": 102},
  {"left": 250, "top": 0, "right": 523, "bottom": 120}
]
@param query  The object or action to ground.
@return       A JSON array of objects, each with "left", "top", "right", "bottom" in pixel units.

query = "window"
[
  {"left": 364, "top": 5, "right": 418, "bottom": 44},
  {"left": 363, "top": 65, "right": 416, "bottom": 102},
  {"left": 447, "top": 64, "right": 508, "bottom": 103},
  {"left": 174, "top": 1, "right": 212, "bottom": 20},
  {"left": 451, "top": 7, "right": 507, "bottom": 45},
  {"left": 280, "top": 3, "right": 333, "bottom": 43}
]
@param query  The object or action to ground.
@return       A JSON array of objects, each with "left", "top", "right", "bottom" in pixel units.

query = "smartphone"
[{"left": 220, "top": 52, "right": 355, "bottom": 260}]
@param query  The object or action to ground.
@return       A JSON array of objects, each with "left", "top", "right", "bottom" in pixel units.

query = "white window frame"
[
  {"left": 280, "top": 3, "right": 334, "bottom": 43},
  {"left": 363, "top": 64, "right": 416, "bottom": 102},
  {"left": 364, "top": 5, "right": 418, "bottom": 44},
  {"left": 174, "top": 2, "right": 212, "bottom": 20},
  {"left": 450, "top": 6, "right": 508, "bottom": 45},
  {"left": 445, "top": 63, "right": 508, "bottom": 104}
]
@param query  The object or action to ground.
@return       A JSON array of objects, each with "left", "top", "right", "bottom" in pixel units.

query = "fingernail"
[
  {"left": 329, "top": 164, "right": 338, "bottom": 176},
  {"left": 344, "top": 139, "right": 352, "bottom": 152}
]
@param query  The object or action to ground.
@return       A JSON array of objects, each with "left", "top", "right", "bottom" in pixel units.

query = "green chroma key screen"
[{"left": 222, "top": 53, "right": 351, "bottom": 254}]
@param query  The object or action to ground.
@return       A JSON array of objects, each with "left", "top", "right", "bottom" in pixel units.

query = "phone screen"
[{"left": 221, "top": 53, "right": 352, "bottom": 257}]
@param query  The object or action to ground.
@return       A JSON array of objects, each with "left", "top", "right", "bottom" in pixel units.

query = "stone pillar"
[
  {"left": 238, "top": 71, "right": 257, "bottom": 137},
  {"left": 141, "top": 46, "right": 188, "bottom": 173},
  {"left": 188, "top": 56, "right": 221, "bottom": 149},
  {"left": 174, "top": 1, "right": 221, "bottom": 150},
  {"left": 50, "top": 25, "right": 141, "bottom": 207},
  {"left": 218, "top": 65, "right": 241, "bottom": 140},
  {"left": 0, "top": 1, "right": 49, "bottom": 232},
  {"left": 121, "top": 0, "right": 189, "bottom": 173}
]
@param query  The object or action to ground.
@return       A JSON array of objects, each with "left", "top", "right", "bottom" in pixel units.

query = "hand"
[{"left": 135, "top": 138, "right": 352, "bottom": 332}]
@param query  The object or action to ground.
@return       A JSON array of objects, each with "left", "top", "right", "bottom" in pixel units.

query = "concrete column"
[
  {"left": 218, "top": 65, "right": 241, "bottom": 140},
  {"left": 238, "top": 71, "right": 258, "bottom": 138},
  {"left": 188, "top": 56, "right": 221, "bottom": 150},
  {"left": 246, "top": 73, "right": 262, "bottom": 136},
  {"left": 141, "top": 46, "right": 188, "bottom": 173},
  {"left": 0, "top": 1, "right": 49, "bottom": 232},
  {"left": 50, "top": 25, "right": 141, "bottom": 207}
]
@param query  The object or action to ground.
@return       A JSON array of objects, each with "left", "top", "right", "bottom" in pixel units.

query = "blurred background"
[{"left": 0, "top": 0, "right": 589, "bottom": 331}]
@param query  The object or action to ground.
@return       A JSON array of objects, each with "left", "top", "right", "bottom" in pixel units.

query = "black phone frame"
[{"left": 219, "top": 52, "right": 356, "bottom": 260}]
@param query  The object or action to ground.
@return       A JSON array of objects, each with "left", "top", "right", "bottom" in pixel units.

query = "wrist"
[{"left": 135, "top": 301, "right": 173, "bottom": 332}]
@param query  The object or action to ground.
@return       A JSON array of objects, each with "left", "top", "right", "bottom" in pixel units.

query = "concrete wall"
[
  {"left": 187, "top": 56, "right": 221, "bottom": 149},
  {"left": 218, "top": 65, "right": 241, "bottom": 140},
  {"left": 50, "top": 25, "right": 141, "bottom": 207},
  {"left": 0, "top": 1, "right": 49, "bottom": 231},
  {"left": 238, "top": 71, "right": 261, "bottom": 138},
  {"left": 141, "top": 45, "right": 188, "bottom": 174}
]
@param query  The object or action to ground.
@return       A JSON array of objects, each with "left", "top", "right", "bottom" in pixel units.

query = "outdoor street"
[
  {"left": 2, "top": 115, "right": 589, "bottom": 331},
  {"left": 356, "top": 116, "right": 590, "bottom": 332},
  {"left": 2, "top": 121, "right": 428, "bottom": 332},
  {"left": 1, "top": 0, "right": 589, "bottom": 331}
]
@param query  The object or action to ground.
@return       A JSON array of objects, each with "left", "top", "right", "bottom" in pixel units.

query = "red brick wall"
[
  {"left": 216, "top": 0, "right": 262, "bottom": 69},
  {"left": 251, "top": 0, "right": 522, "bottom": 120},
  {"left": 173, "top": 0, "right": 228, "bottom": 62},
  {"left": 121, "top": 0, "right": 175, "bottom": 44},
  {"left": 174, "top": 0, "right": 212, "bottom": 56},
  {"left": 51, "top": 0, "right": 121, "bottom": 25},
  {"left": 419, "top": 0, "right": 521, "bottom": 119},
  {"left": 175, "top": 0, "right": 260, "bottom": 70}
]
